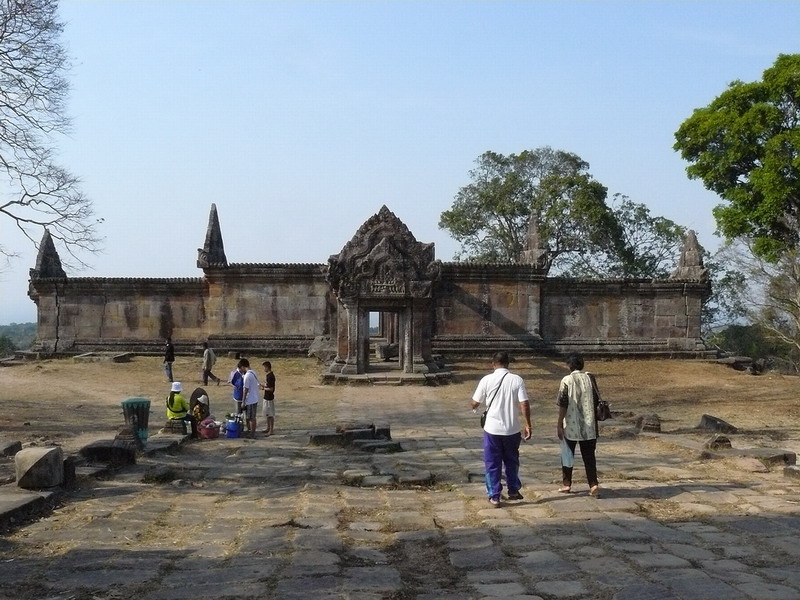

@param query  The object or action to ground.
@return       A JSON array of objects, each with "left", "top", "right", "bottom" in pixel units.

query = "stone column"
[
  {"left": 526, "top": 281, "right": 542, "bottom": 337},
  {"left": 358, "top": 307, "right": 370, "bottom": 373},
  {"left": 340, "top": 299, "right": 361, "bottom": 375}
]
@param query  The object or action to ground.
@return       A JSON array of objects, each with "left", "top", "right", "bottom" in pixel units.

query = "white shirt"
[
  {"left": 242, "top": 369, "right": 260, "bottom": 406},
  {"left": 472, "top": 367, "right": 529, "bottom": 435}
]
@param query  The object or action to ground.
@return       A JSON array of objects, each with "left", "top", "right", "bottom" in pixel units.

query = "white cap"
[
  {"left": 171, "top": 381, "right": 182, "bottom": 392},
  {"left": 197, "top": 394, "right": 208, "bottom": 405}
]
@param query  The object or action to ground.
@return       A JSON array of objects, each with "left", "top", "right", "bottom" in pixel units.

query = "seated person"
[
  {"left": 166, "top": 382, "right": 198, "bottom": 439},
  {"left": 192, "top": 394, "right": 210, "bottom": 422}
]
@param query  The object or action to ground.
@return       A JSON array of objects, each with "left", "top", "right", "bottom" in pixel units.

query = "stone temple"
[{"left": 28, "top": 205, "right": 710, "bottom": 381}]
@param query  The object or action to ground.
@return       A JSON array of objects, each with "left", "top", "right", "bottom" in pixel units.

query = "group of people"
[
  {"left": 163, "top": 339, "right": 277, "bottom": 441},
  {"left": 471, "top": 351, "right": 601, "bottom": 508},
  {"left": 227, "top": 357, "right": 276, "bottom": 439},
  {"left": 164, "top": 340, "right": 596, "bottom": 503}
]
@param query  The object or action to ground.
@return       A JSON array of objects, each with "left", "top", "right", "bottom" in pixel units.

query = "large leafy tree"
[
  {"left": 439, "top": 148, "right": 625, "bottom": 269},
  {"left": 554, "top": 194, "right": 686, "bottom": 278},
  {"left": 0, "top": 0, "right": 100, "bottom": 267},
  {"left": 674, "top": 53, "right": 800, "bottom": 262}
]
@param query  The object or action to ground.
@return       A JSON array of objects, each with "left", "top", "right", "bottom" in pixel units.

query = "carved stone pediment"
[{"left": 326, "top": 205, "right": 440, "bottom": 300}]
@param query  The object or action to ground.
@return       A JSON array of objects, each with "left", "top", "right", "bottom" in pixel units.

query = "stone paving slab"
[{"left": 0, "top": 485, "right": 58, "bottom": 529}]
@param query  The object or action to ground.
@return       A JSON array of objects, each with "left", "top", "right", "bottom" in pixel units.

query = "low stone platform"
[
  {"left": 321, "top": 370, "right": 453, "bottom": 386},
  {"left": 73, "top": 352, "right": 133, "bottom": 363}
]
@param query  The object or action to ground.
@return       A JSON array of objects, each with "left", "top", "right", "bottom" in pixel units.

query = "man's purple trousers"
[{"left": 483, "top": 431, "right": 522, "bottom": 500}]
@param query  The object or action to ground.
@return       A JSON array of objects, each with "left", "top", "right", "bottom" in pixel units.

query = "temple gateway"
[{"left": 28, "top": 205, "right": 710, "bottom": 381}]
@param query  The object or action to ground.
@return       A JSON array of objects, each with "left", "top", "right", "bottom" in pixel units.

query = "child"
[{"left": 260, "top": 360, "right": 276, "bottom": 435}]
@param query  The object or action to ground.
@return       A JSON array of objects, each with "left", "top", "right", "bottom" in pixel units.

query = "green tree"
[
  {"left": 674, "top": 53, "right": 800, "bottom": 262},
  {"left": 0, "top": 334, "right": 15, "bottom": 356},
  {"left": 439, "top": 148, "right": 624, "bottom": 268},
  {"left": 0, "top": 0, "right": 101, "bottom": 267},
  {"left": 554, "top": 194, "right": 686, "bottom": 278}
]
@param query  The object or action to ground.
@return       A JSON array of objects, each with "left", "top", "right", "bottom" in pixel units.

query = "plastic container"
[
  {"left": 199, "top": 423, "right": 220, "bottom": 439},
  {"left": 225, "top": 418, "right": 241, "bottom": 439},
  {"left": 121, "top": 397, "right": 151, "bottom": 442},
  {"left": 198, "top": 417, "right": 220, "bottom": 439}
]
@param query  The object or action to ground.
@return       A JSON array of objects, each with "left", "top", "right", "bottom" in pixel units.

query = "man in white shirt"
[
  {"left": 239, "top": 358, "right": 260, "bottom": 439},
  {"left": 470, "top": 351, "right": 532, "bottom": 507}
]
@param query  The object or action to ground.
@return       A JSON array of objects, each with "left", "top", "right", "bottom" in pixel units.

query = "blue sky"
[{"left": 1, "top": 1, "right": 799, "bottom": 325}]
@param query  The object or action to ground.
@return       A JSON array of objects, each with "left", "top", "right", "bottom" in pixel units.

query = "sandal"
[
  {"left": 589, "top": 485, "right": 601, "bottom": 497},
  {"left": 558, "top": 485, "right": 571, "bottom": 493}
]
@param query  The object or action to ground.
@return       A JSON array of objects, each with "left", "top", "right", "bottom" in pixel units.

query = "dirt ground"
[{"left": 1, "top": 354, "right": 798, "bottom": 459}]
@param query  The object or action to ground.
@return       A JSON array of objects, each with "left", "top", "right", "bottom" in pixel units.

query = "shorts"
[
  {"left": 262, "top": 400, "right": 275, "bottom": 418},
  {"left": 243, "top": 403, "right": 257, "bottom": 420}
]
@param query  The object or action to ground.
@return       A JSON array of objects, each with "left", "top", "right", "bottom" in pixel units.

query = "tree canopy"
[
  {"left": 553, "top": 194, "right": 686, "bottom": 279},
  {"left": 0, "top": 0, "right": 100, "bottom": 267},
  {"left": 674, "top": 53, "right": 800, "bottom": 262},
  {"left": 438, "top": 148, "right": 626, "bottom": 269}
]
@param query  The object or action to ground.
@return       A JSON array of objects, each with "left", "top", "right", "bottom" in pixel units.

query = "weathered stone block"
[
  {"left": 15, "top": 446, "right": 64, "bottom": 489},
  {"left": 356, "top": 440, "right": 404, "bottom": 453},
  {"left": 374, "top": 425, "right": 392, "bottom": 440},
  {"left": 376, "top": 343, "right": 398, "bottom": 361},
  {"left": 308, "top": 336, "right": 336, "bottom": 363},
  {"left": 63, "top": 455, "right": 79, "bottom": 486},
  {"left": 705, "top": 434, "right": 732, "bottom": 450},
  {"left": 162, "top": 419, "right": 187, "bottom": 435},
  {"left": 336, "top": 421, "right": 374, "bottom": 433},
  {"left": 0, "top": 439, "right": 22, "bottom": 457},
  {"left": 79, "top": 439, "right": 137, "bottom": 465},
  {"left": 736, "top": 448, "right": 796, "bottom": 467},
  {"left": 342, "top": 428, "right": 376, "bottom": 443},
  {"left": 697, "top": 414, "right": 738, "bottom": 434},
  {"left": 636, "top": 414, "right": 661, "bottom": 433},
  {"left": 784, "top": 465, "right": 800, "bottom": 480}
]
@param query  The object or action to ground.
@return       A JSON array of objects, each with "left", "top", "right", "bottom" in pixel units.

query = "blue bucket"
[{"left": 225, "top": 418, "right": 241, "bottom": 438}]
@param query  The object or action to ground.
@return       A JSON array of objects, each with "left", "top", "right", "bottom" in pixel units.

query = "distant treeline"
[{"left": 0, "top": 322, "right": 36, "bottom": 355}]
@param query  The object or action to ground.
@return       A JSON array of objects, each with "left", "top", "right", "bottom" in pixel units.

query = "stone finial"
[
  {"left": 197, "top": 203, "right": 228, "bottom": 268},
  {"left": 670, "top": 230, "right": 707, "bottom": 280},
  {"left": 29, "top": 229, "right": 66, "bottom": 279},
  {"left": 518, "top": 212, "right": 549, "bottom": 268}
]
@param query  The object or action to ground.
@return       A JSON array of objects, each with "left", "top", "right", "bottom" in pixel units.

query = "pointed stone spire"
[
  {"left": 670, "top": 230, "right": 708, "bottom": 280},
  {"left": 518, "top": 212, "right": 549, "bottom": 268},
  {"left": 197, "top": 203, "right": 228, "bottom": 268},
  {"left": 29, "top": 229, "right": 66, "bottom": 279}
]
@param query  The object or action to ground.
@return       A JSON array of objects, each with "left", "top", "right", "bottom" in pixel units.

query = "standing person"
[
  {"left": 229, "top": 359, "right": 244, "bottom": 415},
  {"left": 556, "top": 353, "right": 601, "bottom": 497},
  {"left": 260, "top": 361, "right": 276, "bottom": 436},
  {"left": 240, "top": 358, "right": 260, "bottom": 439},
  {"left": 163, "top": 337, "right": 175, "bottom": 383},
  {"left": 470, "top": 351, "right": 532, "bottom": 508},
  {"left": 201, "top": 341, "right": 221, "bottom": 386},
  {"left": 165, "top": 382, "right": 198, "bottom": 439}
]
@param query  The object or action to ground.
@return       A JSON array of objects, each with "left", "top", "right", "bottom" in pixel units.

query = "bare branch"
[{"left": 0, "top": 0, "right": 101, "bottom": 270}]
